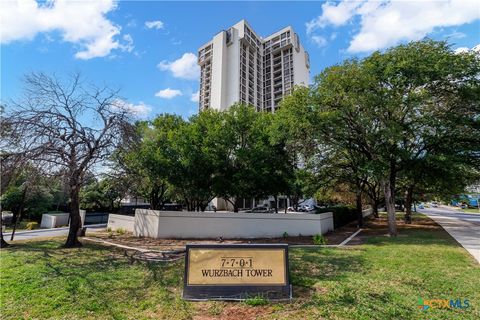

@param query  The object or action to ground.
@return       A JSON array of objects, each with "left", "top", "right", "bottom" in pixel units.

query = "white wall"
[
  {"left": 292, "top": 42, "right": 310, "bottom": 86},
  {"left": 133, "top": 209, "right": 333, "bottom": 239},
  {"left": 211, "top": 31, "right": 227, "bottom": 110},
  {"left": 40, "top": 214, "right": 57, "bottom": 228},
  {"left": 40, "top": 212, "right": 70, "bottom": 228},
  {"left": 107, "top": 214, "right": 135, "bottom": 232},
  {"left": 40, "top": 210, "right": 86, "bottom": 229},
  {"left": 362, "top": 207, "right": 373, "bottom": 218}
]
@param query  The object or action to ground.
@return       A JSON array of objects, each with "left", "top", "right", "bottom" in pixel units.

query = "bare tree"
[{"left": 2, "top": 72, "right": 133, "bottom": 247}]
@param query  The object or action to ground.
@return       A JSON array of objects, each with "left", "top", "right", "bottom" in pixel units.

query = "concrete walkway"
[
  {"left": 422, "top": 207, "right": 480, "bottom": 264},
  {"left": 3, "top": 224, "right": 107, "bottom": 241}
]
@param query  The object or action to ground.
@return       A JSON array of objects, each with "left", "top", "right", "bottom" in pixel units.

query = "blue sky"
[{"left": 1, "top": 0, "right": 479, "bottom": 119}]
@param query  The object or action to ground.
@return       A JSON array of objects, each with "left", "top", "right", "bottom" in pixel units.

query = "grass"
[
  {"left": 461, "top": 208, "right": 480, "bottom": 214},
  {"left": 1, "top": 215, "right": 479, "bottom": 320},
  {"left": 4, "top": 220, "right": 37, "bottom": 233}
]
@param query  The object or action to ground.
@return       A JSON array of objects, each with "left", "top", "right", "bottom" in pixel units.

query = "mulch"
[
  {"left": 347, "top": 214, "right": 443, "bottom": 245},
  {"left": 86, "top": 223, "right": 361, "bottom": 250}
]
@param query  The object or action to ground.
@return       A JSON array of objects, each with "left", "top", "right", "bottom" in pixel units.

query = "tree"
[
  {"left": 0, "top": 163, "right": 56, "bottom": 240},
  {"left": 169, "top": 110, "right": 225, "bottom": 211},
  {"left": 361, "top": 40, "right": 480, "bottom": 231},
  {"left": 271, "top": 87, "right": 319, "bottom": 210},
  {"left": 213, "top": 104, "right": 291, "bottom": 212},
  {"left": 2, "top": 72, "right": 132, "bottom": 247},
  {"left": 313, "top": 59, "right": 380, "bottom": 228},
  {"left": 363, "top": 177, "right": 383, "bottom": 218},
  {"left": 114, "top": 115, "right": 185, "bottom": 210},
  {"left": 79, "top": 177, "right": 126, "bottom": 212}
]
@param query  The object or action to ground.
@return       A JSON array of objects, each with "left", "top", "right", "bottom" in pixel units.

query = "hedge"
[{"left": 316, "top": 206, "right": 358, "bottom": 229}]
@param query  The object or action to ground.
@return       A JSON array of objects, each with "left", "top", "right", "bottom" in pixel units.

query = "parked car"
[
  {"left": 161, "top": 203, "right": 183, "bottom": 211},
  {"left": 431, "top": 202, "right": 438, "bottom": 208},
  {"left": 296, "top": 204, "right": 315, "bottom": 212},
  {"left": 460, "top": 204, "right": 468, "bottom": 209},
  {"left": 205, "top": 204, "right": 217, "bottom": 212},
  {"left": 247, "top": 206, "right": 270, "bottom": 213},
  {"left": 417, "top": 203, "right": 425, "bottom": 209}
]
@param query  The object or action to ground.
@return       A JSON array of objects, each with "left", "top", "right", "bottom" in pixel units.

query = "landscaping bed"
[{"left": 86, "top": 224, "right": 360, "bottom": 250}]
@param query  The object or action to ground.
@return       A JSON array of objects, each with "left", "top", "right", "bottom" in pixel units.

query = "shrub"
[
  {"left": 282, "top": 232, "right": 289, "bottom": 238},
  {"left": 316, "top": 206, "right": 357, "bottom": 228},
  {"left": 313, "top": 234, "right": 327, "bottom": 245},
  {"left": 26, "top": 222, "right": 39, "bottom": 230},
  {"left": 106, "top": 227, "right": 112, "bottom": 232},
  {"left": 244, "top": 295, "right": 268, "bottom": 306},
  {"left": 116, "top": 228, "right": 126, "bottom": 235}
]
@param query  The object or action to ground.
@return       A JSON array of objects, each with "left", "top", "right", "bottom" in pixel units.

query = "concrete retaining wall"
[
  {"left": 133, "top": 209, "right": 334, "bottom": 239},
  {"left": 40, "top": 210, "right": 86, "bottom": 229},
  {"left": 362, "top": 208, "right": 373, "bottom": 217},
  {"left": 40, "top": 214, "right": 58, "bottom": 228},
  {"left": 40, "top": 212, "right": 70, "bottom": 228},
  {"left": 107, "top": 214, "right": 135, "bottom": 232}
]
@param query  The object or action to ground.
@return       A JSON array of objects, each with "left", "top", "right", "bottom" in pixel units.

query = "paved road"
[
  {"left": 420, "top": 206, "right": 480, "bottom": 264},
  {"left": 3, "top": 224, "right": 107, "bottom": 241}
]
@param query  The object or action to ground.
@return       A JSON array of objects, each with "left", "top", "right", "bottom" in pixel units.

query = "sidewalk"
[
  {"left": 424, "top": 211, "right": 480, "bottom": 264},
  {"left": 3, "top": 224, "right": 107, "bottom": 241}
]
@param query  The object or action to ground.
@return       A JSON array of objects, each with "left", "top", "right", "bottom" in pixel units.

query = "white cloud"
[
  {"left": 454, "top": 47, "right": 470, "bottom": 54},
  {"left": 306, "top": 1, "right": 362, "bottom": 33},
  {"left": 454, "top": 43, "right": 480, "bottom": 54},
  {"left": 158, "top": 53, "right": 200, "bottom": 80},
  {"left": 311, "top": 35, "right": 328, "bottom": 48},
  {"left": 446, "top": 31, "right": 467, "bottom": 40},
  {"left": 190, "top": 91, "right": 199, "bottom": 103},
  {"left": 306, "top": 0, "right": 480, "bottom": 53},
  {"left": 0, "top": 0, "right": 132, "bottom": 59},
  {"left": 114, "top": 100, "right": 151, "bottom": 118},
  {"left": 155, "top": 88, "right": 182, "bottom": 99},
  {"left": 145, "top": 20, "right": 164, "bottom": 30},
  {"left": 120, "top": 34, "right": 134, "bottom": 53}
]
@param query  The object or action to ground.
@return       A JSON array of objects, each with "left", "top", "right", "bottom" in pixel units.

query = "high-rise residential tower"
[{"left": 198, "top": 20, "right": 310, "bottom": 112}]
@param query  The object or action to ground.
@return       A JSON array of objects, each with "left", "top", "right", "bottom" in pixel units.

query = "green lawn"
[
  {"left": 1, "top": 218, "right": 479, "bottom": 320},
  {"left": 461, "top": 208, "right": 480, "bottom": 214}
]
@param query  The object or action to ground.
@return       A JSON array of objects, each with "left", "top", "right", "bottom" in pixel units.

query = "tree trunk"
[
  {"left": 0, "top": 217, "right": 8, "bottom": 248},
  {"left": 356, "top": 191, "right": 364, "bottom": 227},
  {"left": 0, "top": 199, "right": 7, "bottom": 247},
  {"left": 10, "top": 212, "right": 20, "bottom": 241},
  {"left": 371, "top": 200, "right": 379, "bottom": 218},
  {"left": 382, "top": 178, "right": 397, "bottom": 237},
  {"left": 404, "top": 185, "right": 413, "bottom": 224},
  {"left": 64, "top": 180, "right": 82, "bottom": 248},
  {"left": 0, "top": 231, "right": 8, "bottom": 247},
  {"left": 273, "top": 195, "right": 278, "bottom": 213},
  {"left": 150, "top": 185, "right": 160, "bottom": 210},
  {"left": 225, "top": 198, "right": 238, "bottom": 212},
  {"left": 10, "top": 212, "right": 19, "bottom": 241},
  {"left": 11, "top": 186, "right": 28, "bottom": 241}
]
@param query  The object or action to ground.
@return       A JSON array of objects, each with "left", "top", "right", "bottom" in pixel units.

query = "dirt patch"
[
  {"left": 86, "top": 224, "right": 360, "bottom": 250},
  {"left": 347, "top": 214, "right": 443, "bottom": 245},
  {"left": 193, "top": 302, "right": 274, "bottom": 320}
]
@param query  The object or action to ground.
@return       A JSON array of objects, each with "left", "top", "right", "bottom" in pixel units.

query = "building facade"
[{"left": 198, "top": 20, "right": 310, "bottom": 112}]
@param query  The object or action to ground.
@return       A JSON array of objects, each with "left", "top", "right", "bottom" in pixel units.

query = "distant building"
[{"left": 198, "top": 19, "right": 310, "bottom": 112}]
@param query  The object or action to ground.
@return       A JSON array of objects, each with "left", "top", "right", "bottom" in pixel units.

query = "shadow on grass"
[
  {"left": 362, "top": 226, "right": 461, "bottom": 248},
  {"left": 289, "top": 247, "right": 365, "bottom": 288},
  {"left": 359, "top": 213, "right": 463, "bottom": 248},
  {"left": 1, "top": 240, "right": 185, "bottom": 319}
]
